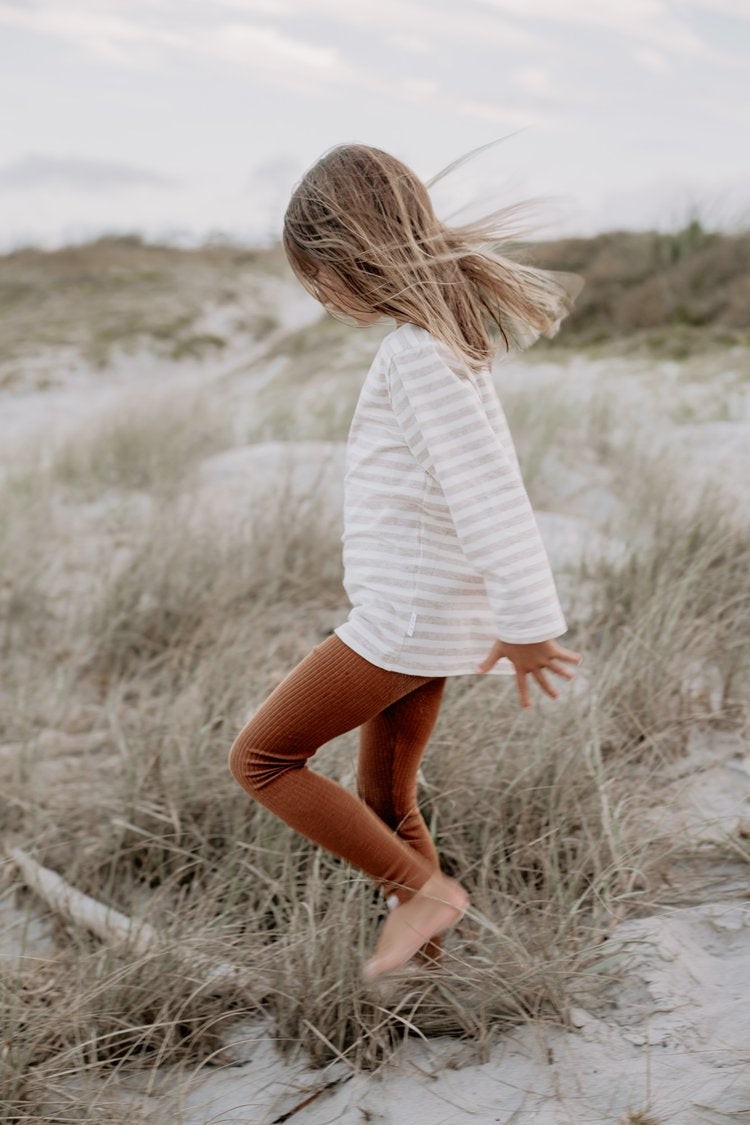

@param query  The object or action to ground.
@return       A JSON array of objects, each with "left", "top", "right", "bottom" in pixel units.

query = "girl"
[{"left": 228, "top": 142, "right": 584, "bottom": 983}]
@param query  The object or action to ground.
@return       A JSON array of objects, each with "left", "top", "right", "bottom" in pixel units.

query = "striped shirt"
[{"left": 333, "top": 321, "right": 568, "bottom": 676}]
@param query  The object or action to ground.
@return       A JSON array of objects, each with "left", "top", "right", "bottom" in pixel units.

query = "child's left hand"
[{"left": 476, "top": 638, "right": 582, "bottom": 709}]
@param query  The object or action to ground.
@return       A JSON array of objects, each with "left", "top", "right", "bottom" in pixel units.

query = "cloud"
[
  {"left": 511, "top": 66, "right": 552, "bottom": 96},
  {"left": 194, "top": 20, "right": 350, "bottom": 93},
  {"left": 291, "top": 0, "right": 545, "bottom": 51},
  {"left": 0, "top": 0, "right": 154, "bottom": 64},
  {"left": 0, "top": 1, "right": 552, "bottom": 123},
  {"left": 386, "top": 32, "right": 434, "bottom": 55},
  {"left": 634, "top": 47, "right": 671, "bottom": 73},
  {"left": 682, "top": 0, "right": 750, "bottom": 17},
  {"left": 246, "top": 154, "right": 302, "bottom": 199},
  {"left": 453, "top": 97, "right": 546, "bottom": 127},
  {"left": 472, "top": 0, "right": 736, "bottom": 64},
  {"left": 0, "top": 0, "right": 547, "bottom": 69},
  {"left": 0, "top": 2, "right": 369, "bottom": 96},
  {"left": 0, "top": 154, "right": 179, "bottom": 192},
  {"left": 6, "top": 0, "right": 735, "bottom": 135},
  {"left": 219, "top": 0, "right": 295, "bottom": 12}
]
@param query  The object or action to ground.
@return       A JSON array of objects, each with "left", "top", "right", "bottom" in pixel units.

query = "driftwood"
[{"left": 6, "top": 847, "right": 268, "bottom": 995}]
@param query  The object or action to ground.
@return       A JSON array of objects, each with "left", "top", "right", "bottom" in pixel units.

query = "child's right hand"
[{"left": 476, "top": 638, "right": 582, "bottom": 709}]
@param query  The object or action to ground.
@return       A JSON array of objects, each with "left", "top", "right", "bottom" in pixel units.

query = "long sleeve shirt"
[{"left": 333, "top": 321, "right": 568, "bottom": 676}]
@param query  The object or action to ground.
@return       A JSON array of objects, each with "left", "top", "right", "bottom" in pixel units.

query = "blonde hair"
[{"left": 282, "top": 141, "right": 584, "bottom": 375}]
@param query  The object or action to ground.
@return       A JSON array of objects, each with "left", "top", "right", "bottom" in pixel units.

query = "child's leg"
[
  {"left": 356, "top": 676, "right": 446, "bottom": 904},
  {"left": 357, "top": 677, "right": 447, "bottom": 964},
  {"left": 227, "top": 633, "right": 441, "bottom": 900}
]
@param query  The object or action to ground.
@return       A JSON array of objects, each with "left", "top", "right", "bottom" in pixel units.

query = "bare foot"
[
  {"left": 414, "top": 932, "right": 443, "bottom": 967},
  {"left": 363, "top": 872, "right": 468, "bottom": 981},
  {"left": 385, "top": 891, "right": 443, "bottom": 967}
]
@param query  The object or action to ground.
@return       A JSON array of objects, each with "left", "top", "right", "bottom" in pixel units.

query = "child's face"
[{"left": 313, "top": 265, "right": 381, "bottom": 326}]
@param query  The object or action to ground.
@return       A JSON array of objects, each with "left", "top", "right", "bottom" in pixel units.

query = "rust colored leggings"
[{"left": 227, "top": 632, "right": 446, "bottom": 904}]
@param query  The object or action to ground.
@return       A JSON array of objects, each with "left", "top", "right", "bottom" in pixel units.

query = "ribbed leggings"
[{"left": 227, "top": 632, "right": 447, "bottom": 904}]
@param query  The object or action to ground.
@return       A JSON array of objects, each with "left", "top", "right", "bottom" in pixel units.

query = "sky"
[{"left": 0, "top": 0, "right": 748, "bottom": 252}]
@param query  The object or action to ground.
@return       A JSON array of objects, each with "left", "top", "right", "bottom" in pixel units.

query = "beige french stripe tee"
[{"left": 333, "top": 321, "right": 568, "bottom": 676}]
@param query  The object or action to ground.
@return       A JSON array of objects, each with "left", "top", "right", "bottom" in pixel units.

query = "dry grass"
[
  {"left": 1, "top": 232, "right": 749, "bottom": 1118},
  {"left": 1, "top": 369, "right": 748, "bottom": 1120},
  {"left": 0, "top": 234, "right": 283, "bottom": 379},
  {"left": 47, "top": 389, "right": 236, "bottom": 499}
]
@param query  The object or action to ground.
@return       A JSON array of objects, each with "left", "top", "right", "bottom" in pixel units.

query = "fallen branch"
[{"left": 7, "top": 847, "right": 267, "bottom": 994}]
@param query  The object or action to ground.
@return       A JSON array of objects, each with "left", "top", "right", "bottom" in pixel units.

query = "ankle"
[
  {"left": 419, "top": 870, "right": 457, "bottom": 893},
  {"left": 416, "top": 871, "right": 468, "bottom": 905}
]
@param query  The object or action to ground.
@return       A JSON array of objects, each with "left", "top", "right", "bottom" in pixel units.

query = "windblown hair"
[{"left": 282, "top": 141, "right": 584, "bottom": 375}]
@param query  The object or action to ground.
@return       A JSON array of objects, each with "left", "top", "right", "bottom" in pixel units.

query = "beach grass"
[{"left": 2, "top": 378, "right": 748, "bottom": 1120}]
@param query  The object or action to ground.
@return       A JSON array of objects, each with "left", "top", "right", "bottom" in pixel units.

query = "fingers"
[
  {"left": 517, "top": 655, "right": 582, "bottom": 708},
  {"left": 547, "top": 658, "right": 575, "bottom": 682},
  {"left": 496, "top": 642, "right": 584, "bottom": 710},
  {"left": 515, "top": 667, "right": 531, "bottom": 709},
  {"left": 532, "top": 668, "right": 558, "bottom": 700}
]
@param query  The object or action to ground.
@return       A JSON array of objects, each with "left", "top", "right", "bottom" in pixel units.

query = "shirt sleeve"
[{"left": 386, "top": 340, "right": 568, "bottom": 644}]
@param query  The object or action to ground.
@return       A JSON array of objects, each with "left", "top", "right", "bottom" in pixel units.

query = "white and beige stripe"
[{"left": 333, "top": 322, "right": 567, "bottom": 676}]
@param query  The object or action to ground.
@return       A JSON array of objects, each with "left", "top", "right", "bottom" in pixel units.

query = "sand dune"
[{"left": 2, "top": 260, "right": 749, "bottom": 1124}]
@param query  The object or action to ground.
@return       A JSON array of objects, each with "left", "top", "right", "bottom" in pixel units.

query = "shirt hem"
[
  {"left": 333, "top": 624, "right": 516, "bottom": 676},
  {"left": 496, "top": 624, "right": 568, "bottom": 644}
]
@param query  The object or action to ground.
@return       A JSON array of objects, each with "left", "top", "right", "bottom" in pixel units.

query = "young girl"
[{"left": 228, "top": 142, "right": 584, "bottom": 983}]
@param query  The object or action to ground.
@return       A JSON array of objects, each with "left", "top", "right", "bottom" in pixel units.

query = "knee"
[
  {"left": 227, "top": 729, "right": 249, "bottom": 787},
  {"left": 227, "top": 726, "right": 266, "bottom": 795},
  {"left": 227, "top": 724, "right": 299, "bottom": 795}
]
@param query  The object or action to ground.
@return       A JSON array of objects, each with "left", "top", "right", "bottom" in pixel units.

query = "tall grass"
[
  {"left": 48, "top": 389, "right": 235, "bottom": 498},
  {"left": 580, "top": 443, "right": 750, "bottom": 742}
]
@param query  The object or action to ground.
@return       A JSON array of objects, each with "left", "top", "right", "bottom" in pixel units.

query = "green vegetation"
[{"left": 518, "top": 218, "right": 750, "bottom": 357}]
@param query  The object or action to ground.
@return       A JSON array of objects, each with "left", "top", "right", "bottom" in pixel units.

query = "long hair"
[{"left": 282, "top": 140, "right": 584, "bottom": 375}]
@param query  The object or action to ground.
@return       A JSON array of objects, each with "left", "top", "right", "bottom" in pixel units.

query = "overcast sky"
[{"left": 1, "top": 0, "right": 748, "bottom": 251}]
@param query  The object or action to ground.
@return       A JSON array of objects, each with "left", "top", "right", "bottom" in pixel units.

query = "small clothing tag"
[{"left": 407, "top": 611, "right": 417, "bottom": 637}]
